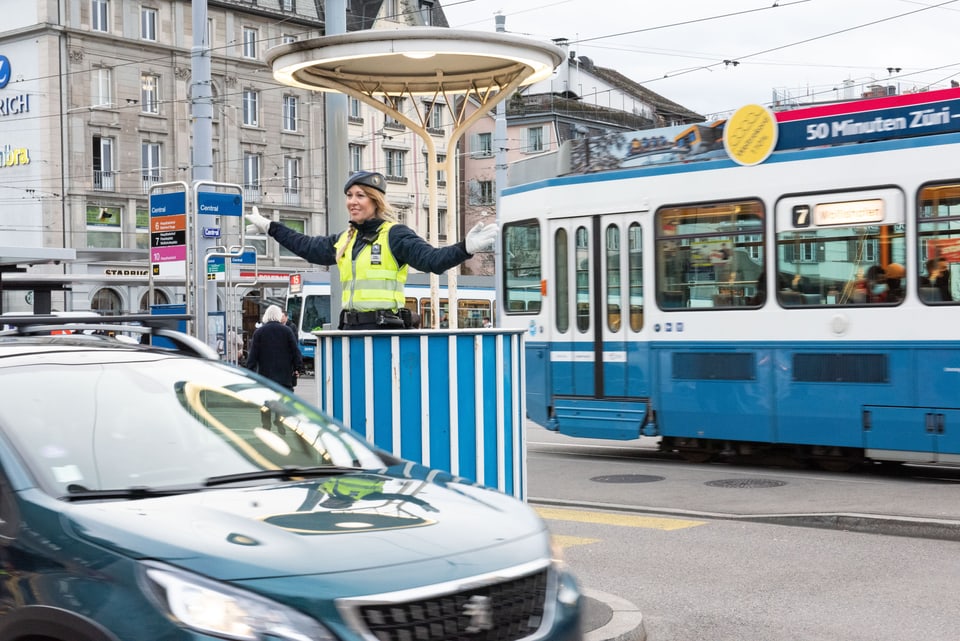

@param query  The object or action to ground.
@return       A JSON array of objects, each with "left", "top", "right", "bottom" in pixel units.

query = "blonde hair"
[{"left": 335, "top": 185, "right": 397, "bottom": 262}]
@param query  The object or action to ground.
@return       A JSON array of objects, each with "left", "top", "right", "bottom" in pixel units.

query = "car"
[{"left": 0, "top": 316, "right": 583, "bottom": 641}]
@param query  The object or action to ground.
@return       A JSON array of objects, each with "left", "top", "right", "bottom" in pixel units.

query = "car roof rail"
[{"left": 0, "top": 314, "right": 221, "bottom": 360}]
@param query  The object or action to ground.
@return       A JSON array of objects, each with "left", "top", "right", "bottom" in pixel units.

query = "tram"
[
  {"left": 498, "top": 87, "right": 960, "bottom": 470},
  {"left": 285, "top": 271, "right": 496, "bottom": 367}
]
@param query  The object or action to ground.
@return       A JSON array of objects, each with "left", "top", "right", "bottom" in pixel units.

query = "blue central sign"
[{"left": 197, "top": 191, "right": 243, "bottom": 217}]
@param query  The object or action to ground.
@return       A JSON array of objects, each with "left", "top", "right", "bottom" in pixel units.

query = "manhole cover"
[
  {"left": 590, "top": 474, "right": 664, "bottom": 484},
  {"left": 705, "top": 478, "right": 787, "bottom": 489}
]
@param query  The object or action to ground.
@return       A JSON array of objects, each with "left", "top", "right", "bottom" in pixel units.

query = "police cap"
[{"left": 344, "top": 171, "right": 386, "bottom": 194}]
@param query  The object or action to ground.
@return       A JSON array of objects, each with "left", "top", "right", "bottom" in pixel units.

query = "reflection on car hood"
[{"left": 63, "top": 470, "right": 546, "bottom": 581}]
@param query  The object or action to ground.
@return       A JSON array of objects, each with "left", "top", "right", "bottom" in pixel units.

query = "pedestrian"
[
  {"left": 245, "top": 171, "right": 498, "bottom": 330},
  {"left": 281, "top": 309, "right": 298, "bottom": 337},
  {"left": 246, "top": 304, "right": 303, "bottom": 390}
]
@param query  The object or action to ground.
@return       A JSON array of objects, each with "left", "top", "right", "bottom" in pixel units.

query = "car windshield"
[{"left": 0, "top": 354, "right": 386, "bottom": 497}]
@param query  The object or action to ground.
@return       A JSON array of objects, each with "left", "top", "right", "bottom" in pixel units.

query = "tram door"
[{"left": 549, "top": 215, "right": 645, "bottom": 404}]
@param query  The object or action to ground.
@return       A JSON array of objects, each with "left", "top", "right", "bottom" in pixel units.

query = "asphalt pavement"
[{"left": 296, "top": 375, "right": 960, "bottom": 641}]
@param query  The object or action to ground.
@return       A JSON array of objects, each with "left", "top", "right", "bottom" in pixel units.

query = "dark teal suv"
[{"left": 0, "top": 319, "right": 582, "bottom": 641}]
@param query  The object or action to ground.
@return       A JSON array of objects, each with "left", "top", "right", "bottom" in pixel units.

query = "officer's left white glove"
[
  {"left": 465, "top": 222, "right": 499, "bottom": 254},
  {"left": 245, "top": 206, "right": 272, "bottom": 235}
]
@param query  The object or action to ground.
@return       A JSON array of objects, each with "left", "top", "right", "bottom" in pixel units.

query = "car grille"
[{"left": 355, "top": 568, "right": 549, "bottom": 641}]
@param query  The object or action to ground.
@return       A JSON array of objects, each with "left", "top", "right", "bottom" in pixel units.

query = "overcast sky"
[{"left": 440, "top": 0, "right": 960, "bottom": 118}]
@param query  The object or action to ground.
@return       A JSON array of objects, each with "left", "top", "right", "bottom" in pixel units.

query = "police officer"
[{"left": 245, "top": 171, "right": 498, "bottom": 330}]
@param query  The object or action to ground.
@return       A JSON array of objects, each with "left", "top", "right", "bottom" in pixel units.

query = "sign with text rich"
[{"left": 149, "top": 185, "right": 188, "bottom": 278}]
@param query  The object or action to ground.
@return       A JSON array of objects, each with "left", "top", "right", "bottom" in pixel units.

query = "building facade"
[{"left": 0, "top": 0, "right": 449, "bottom": 331}]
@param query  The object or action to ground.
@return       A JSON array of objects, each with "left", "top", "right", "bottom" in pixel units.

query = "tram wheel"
[
  {"left": 815, "top": 458, "right": 857, "bottom": 473},
  {"left": 678, "top": 450, "right": 716, "bottom": 464}
]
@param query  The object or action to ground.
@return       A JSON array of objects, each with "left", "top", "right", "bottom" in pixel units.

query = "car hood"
[{"left": 63, "top": 470, "right": 547, "bottom": 581}]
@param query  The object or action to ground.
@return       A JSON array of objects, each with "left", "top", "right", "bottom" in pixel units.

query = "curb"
[{"left": 582, "top": 588, "right": 646, "bottom": 641}]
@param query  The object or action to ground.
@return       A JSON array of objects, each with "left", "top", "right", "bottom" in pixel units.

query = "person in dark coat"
[
  {"left": 246, "top": 304, "right": 303, "bottom": 390},
  {"left": 245, "top": 171, "right": 498, "bottom": 330}
]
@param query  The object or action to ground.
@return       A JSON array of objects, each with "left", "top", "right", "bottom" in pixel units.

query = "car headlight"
[{"left": 141, "top": 561, "right": 334, "bottom": 641}]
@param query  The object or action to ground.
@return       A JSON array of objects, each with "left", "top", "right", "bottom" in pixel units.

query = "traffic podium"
[{"left": 313, "top": 328, "right": 527, "bottom": 499}]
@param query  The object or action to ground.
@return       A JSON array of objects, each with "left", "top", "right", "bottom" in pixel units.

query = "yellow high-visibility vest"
[{"left": 335, "top": 222, "right": 408, "bottom": 311}]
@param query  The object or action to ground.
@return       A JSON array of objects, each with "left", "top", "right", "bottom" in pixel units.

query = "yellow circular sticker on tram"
[{"left": 723, "top": 103, "right": 778, "bottom": 166}]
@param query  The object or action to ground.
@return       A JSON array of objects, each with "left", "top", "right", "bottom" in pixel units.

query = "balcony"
[
  {"left": 141, "top": 174, "right": 161, "bottom": 194},
  {"left": 244, "top": 186, "right": 262, "bottom": 203},
  {"left": 284, "top": 188, "right": 300, "bottom": 206},
  {"left": 94, "top": 170, "right": 115, "bottom": 191}
]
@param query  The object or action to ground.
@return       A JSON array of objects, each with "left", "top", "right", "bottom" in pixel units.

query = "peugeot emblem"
[{"left": 463, "top": 595, "right": 494, "bottom": 633}]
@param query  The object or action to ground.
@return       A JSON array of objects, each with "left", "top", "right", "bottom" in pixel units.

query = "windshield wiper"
[
  {"left": 61, "top": 485, "right": 200, "bottom": 502},
  {"left": 203, "top": 465, "right": 363, "bottom": 487}
]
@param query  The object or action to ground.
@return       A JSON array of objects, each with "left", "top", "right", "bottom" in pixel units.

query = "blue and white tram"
[{"left": 498, "top": 88, "right": 960, "bottom": 470}]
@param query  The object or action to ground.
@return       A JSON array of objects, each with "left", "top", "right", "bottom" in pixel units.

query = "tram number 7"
[{"left": 792, "top": 205, "right": 811, "bottom": 228}]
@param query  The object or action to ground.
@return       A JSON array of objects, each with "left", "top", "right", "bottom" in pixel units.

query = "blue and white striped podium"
[{"left": 313, "top": 329, "right": 527, "bottom": 499}]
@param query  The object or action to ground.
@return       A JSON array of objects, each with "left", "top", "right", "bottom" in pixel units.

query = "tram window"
[
  {"left": 917, "top": 182, "right": 960, "bottom": 304},
  {"left": 777, "top": 223, "right": 905, "bottom": 306},
  {"left": 503, "top": 220, "right": 542, "bottom": 315},
  {"left": 457, "top": 299, "right": 492, "bottom": 328},
  {"left": 628, "top": 222, "right": 643, "bottom": 331},
  {"left": 655, "top": 200, "right": 764, "bottom": 310},
  {"left": 555, "top": 228, "right": 569, "bottom": 333},
  {"left": 575, "top": 226, "right": 590, "bottom": 332},
  {"left": 605, "top": 224, "right": 622, "bottom": 332}
]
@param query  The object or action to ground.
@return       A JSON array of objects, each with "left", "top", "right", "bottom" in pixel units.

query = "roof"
[{"left": 587, "top": 62, "right": 704, "bottom": 124}]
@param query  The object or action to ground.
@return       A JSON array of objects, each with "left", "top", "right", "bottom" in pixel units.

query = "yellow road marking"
[
  {"left": 535, "top": 506, "right": 707, "bottom": 531},
  {"left": 551, "top": 534, "right": 600, "bottom": 550}
]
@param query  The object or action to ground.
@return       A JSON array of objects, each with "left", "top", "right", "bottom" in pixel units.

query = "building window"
[
  {"left": 348, "top": 97, "right": 362, "bottom": 122},
  {"left": 93, "top": 68, "right": 112, "bottom": 107},
  {"left": 140, "top": 7, "right": 157, "bottom": 41},
  {"left": 385, "top": 149, "right": 406, "bottom": 179},
  {"left": 243, "top": 152, "right": 261, "bottom": 202},
  {"left": 279, "top": 0, "right": 294, "bottom": 10},
  {"left": 425, "top": 101, "right": 444, "bottom": 132},
  {"left": 427, "top": 208, "right": 448, "bottom": 242},
  {"left": 206, "top": 18, "right": 214, "bottom": 47},
  {"left": 86, "top": 204, "right": 122, "bottom": 248},
  {"left": 141, "top": 142, "right": 162, "bottom": 192},
  {"left": 91, "top": 0, "right": 109, "bottom": 32},
  {"left": 141, "top": 73, "right": 160, "bottom": 114},
  {"left": 525, "top": 126, "right": 544, "bottom": 153},
  {"left": 278, "top": 218, "right": 304, "bottom": 257},
  {"left": 92, "top": 136, "right": 115, "bottom": 191},
  {"left": 473, "top": 132, "right": 493, "bottom": 157},
  {"left": 424, "top": 153, "right": 446, "bottom": 186},
  {"left": 282, "top": 95, "right": 298, "bottom": 132},
  {"left": 242, "top": 27, "right": 258, "bottom": 59},
  {"left": 349, "top": 144, "right": 364, "bottom": 173},
  {"left": 136, "top": 207, "right": 149, "bottom": 249},
  {"left": 284, "top": 156, "right": 301, "bottom": 206},
  {"left": 242, "top": 89, "right": 259, "bottom": 126},
  {"left": 91, "top": 288, "right": 123, "bottom": 314},
  {"left": 384, "top": 97, "right": 406, "bottom": 129},
  {"left": 478, "top": 180, "right": 494, "bottom": 205},
  {"left": 420, "top": 1, "right": 434, "bottom": 25},
  {"left": 281, "top": 33, "right": 297, "bottom": 44}
]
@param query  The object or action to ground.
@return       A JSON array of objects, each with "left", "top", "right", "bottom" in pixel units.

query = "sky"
[{"left": 439, "top": 0, "right": 960, "bottom": 118}]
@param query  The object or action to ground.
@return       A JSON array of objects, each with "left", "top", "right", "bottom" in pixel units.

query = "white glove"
[
  {"left": 245, "top": 206, "right": 271, "bottom": 235},
  {"left": 465, "top": 222, "right": 499, "bottom": 254}
]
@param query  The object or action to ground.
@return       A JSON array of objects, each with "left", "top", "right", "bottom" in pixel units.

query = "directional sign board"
[{"left": 149, "top": 184, "right": 189, "bottom": 279}]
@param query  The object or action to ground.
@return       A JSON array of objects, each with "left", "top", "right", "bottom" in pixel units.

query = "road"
[{"left": 524, "top": 425, "right": 960, "bottom": 641}]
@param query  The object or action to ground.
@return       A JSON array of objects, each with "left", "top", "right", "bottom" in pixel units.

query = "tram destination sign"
[{"left": 775, "top": 86, "right": 960, "bottom": 151}]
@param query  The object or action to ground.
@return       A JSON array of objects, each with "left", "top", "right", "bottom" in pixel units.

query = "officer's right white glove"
[
  {"left": 245, "top": 206, "right": 271, "bottom": 235},
  {"left": 465, "top": 222, "right": 499, "bottom": 254}
]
